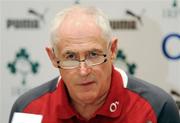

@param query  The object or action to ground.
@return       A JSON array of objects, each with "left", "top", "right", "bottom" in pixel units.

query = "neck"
[{"left": 71, "top": 91, "right": 108, "bottom": 120}]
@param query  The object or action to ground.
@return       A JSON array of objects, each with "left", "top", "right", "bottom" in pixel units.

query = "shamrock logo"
[
  {"left": 7, "top": 48, "right": 39, "bottom": 85},
  {"left": 116, "top": 49, "right": 137, "bottom": 75}
]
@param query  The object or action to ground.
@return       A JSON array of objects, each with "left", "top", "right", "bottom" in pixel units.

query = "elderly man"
[{"left": 9, "top": 5, "right": 180, "bottom": 123}]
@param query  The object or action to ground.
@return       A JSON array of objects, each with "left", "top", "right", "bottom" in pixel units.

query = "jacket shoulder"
[
  {"left": 127, "top": 75, "right": 180, "bottom": 122},
  {"left": 9, "top": 77, "right": 59, "bottom": 123}
]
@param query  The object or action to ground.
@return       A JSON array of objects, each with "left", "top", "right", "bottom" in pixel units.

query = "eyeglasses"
[{"left": 56, "top": 53, "right": 107, "bottom": 69}]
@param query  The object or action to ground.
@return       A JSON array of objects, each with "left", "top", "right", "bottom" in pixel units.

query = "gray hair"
[{"left": 50, "top": 5, "right": 112, "bottom": 48}]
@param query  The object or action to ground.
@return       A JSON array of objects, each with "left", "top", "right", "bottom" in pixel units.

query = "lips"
[
  {"left": 80, "top": 81, "right": 95, "bottom": 86},
  {"left": 77, "top": 81, "right": 96, "bottom": 92},
  {"left": 77, "top": 80, "right": 95, "bottom": 86}
]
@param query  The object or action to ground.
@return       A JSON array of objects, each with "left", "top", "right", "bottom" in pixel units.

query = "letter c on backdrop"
[{"left": 162, "top": 33, "right": 180, "bottom": 60}]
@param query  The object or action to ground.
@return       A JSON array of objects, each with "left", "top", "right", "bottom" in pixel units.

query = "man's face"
[{"left": 53, "top": 12, "right": 115, "bottom": 104}]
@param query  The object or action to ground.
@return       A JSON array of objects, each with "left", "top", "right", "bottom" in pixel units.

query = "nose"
[{"left": 79, "top": 62, "right": 91, "bottom": 76}]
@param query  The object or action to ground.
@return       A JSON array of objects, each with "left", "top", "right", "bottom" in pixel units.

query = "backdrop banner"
[{"left": 1, "top": 0, "right": 179, "bottom": 122}]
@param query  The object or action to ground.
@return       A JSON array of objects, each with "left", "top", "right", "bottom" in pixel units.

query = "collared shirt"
[{"left": 9, "top": 67, "right": 180, "bottom": 123}]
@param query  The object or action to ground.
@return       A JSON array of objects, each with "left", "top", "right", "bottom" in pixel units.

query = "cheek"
[
  {"left": 60, "top": 70, "right": 75, "bottom": 84},
  {"left": 60, "top": 71, "right": 77, "bottom": 93},
  {"left": 94, "top": 64, "right": 112, "bottom": 84}
]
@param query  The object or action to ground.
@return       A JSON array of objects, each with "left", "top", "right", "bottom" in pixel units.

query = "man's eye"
[
  {"left": 65, "top": 54, "right": 76, "bottom": 60},
  {"left": 89, "top": 51, "right": 98, "bottom": 58}
]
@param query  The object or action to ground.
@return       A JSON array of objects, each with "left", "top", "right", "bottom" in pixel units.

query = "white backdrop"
[{"left": 1, "top": 0, "right": 180, "bottom": 123}]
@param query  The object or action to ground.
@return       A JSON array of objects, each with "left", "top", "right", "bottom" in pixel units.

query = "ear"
[
  {"left": 110, "top": 37, "right": 118, "bottom": 61},
  {"left": 45, "top": 47, "right": 58, "bottom": 68}
]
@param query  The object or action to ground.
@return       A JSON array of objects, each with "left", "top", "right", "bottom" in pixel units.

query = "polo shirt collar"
[
  {"left": 56, "top": 79, "right": 76, "bottom": 119},
  {"left": 57, "top": 66, "right": 126, "bottom": 119},
  {"left": 95, "top": 66, "right": 125, "bottom": 118}
]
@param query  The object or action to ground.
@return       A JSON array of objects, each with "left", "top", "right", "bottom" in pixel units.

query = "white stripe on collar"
[
  {"left": 56, "top": 68, "right": 128, "bottom": 88},
  {"left": 115, "top": 67, "right": 128, "bottom": 88},
  {"left": 56, "top": 76, "right": 61, "bottom": 87}
]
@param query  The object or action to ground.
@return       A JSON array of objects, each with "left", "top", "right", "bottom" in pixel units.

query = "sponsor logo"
[
  {"left": 115, "top": 49, "right": 137, "bottom": 75},
  {"left": 6, "top": 8, "right": 48, "bottom": 29},
  {"left": 110, "top": 9, "right": 144, "bottom": 30},
  {"left": 110, "top": 20, "right": 137, "bottom": 30},
  {"left": 109, "top": 101, "right": 119, "bottom": 113},
  {"left": 74, "top": 0, "right": 80, "bottom": 4},
  {"left": 7, "top": 48, "right": 40, "bottom": 95},
  {"left": 162, "top": 33, "right": 180, "bottom": 60},
  {"left": 162, "top": 0, "right": 180, "bottom": 18},
  {"left": 126, "top": 10, "right": 143, "bottom": 25}
]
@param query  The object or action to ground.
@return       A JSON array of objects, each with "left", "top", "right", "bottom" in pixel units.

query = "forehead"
[
  {"left": 55, "top": 11, "right": 108, "bottom": 54},
  {"left": 59, "top": 9, "right": 100, "bottom": 37},
  {"left": 57, "top": 36, "right": 107, "bottom": 55}
]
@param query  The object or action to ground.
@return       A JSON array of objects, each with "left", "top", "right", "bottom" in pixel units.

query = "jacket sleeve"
[{"left": 158, "top": 96, "right": 180, "bottom": 123}]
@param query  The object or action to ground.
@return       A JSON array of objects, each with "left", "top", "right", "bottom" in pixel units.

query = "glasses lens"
[
  {"left": 86, "top": 55, "right": 106, "bottom": 66},
  {"left": 58, "top": 55, "right": 107, "bottom": 69},
  {"left": 60, "top": 60, "right": 79, "bottom": 69}
]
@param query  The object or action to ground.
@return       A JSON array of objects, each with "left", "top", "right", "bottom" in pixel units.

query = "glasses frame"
[
  {"left": 55, "top": 52, "right": 107, "bottom": 69},
  {"left": 52, "top": 41, "right": 111, "bottom": 69}
]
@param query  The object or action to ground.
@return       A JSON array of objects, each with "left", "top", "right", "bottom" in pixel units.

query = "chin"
[{"left": 78, "top": 93, "right": 97, "bottom": 104}]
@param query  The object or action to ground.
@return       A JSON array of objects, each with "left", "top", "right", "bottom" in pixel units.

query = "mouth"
[
  {"left": 77, "top": 80, "right": 96, "bottom": 87},
  {"left": 77, "top": 81, "right": 96, "bottom": 91},
  {"left": 80, "top": 81, "right": 95, "bottom": 86}
]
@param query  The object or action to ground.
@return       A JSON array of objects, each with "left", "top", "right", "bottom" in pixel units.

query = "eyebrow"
[
  {"left": 61, "top": 48, "right": 104, "bottom": 55},
  {"left": 61, "top": 50, "right": 77, "bottom": 56},
  {"left": 88, "top": 48, "right": 104, "bottom": 54}
]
